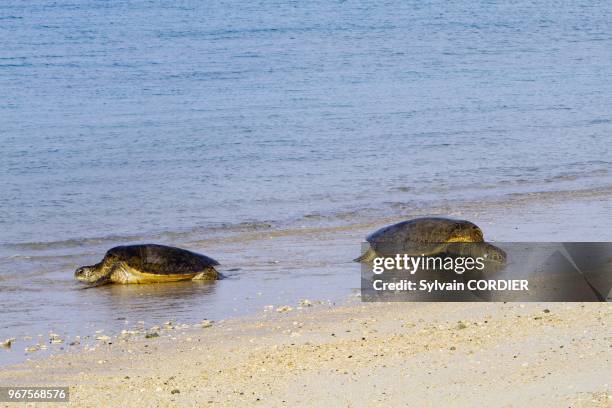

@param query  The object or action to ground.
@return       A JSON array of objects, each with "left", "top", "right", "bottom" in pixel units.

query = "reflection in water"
[{"left": 90, "top": 281, "right": 220, "bottom": 322}]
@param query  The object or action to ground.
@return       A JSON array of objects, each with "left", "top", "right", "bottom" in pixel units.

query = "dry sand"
[{"left": 1, "top": 300, "right": 610, "bottom": 407}]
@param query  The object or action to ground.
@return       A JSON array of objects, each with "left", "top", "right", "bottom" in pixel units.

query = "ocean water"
[{"left": 1, "top": 0, "right": 612, "bottom": 364}]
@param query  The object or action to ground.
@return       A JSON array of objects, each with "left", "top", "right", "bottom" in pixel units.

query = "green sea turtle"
[
  {"left": 442, "top": 241, "right": 507, "bottom": 264},
  {"left": 355, "top": 217, "right": 505, "bottom": 263},
  {"left": 75, "top": 244, "right": 220, "bottom": 286}
]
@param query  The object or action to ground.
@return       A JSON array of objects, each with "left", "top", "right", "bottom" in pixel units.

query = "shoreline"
[
  {"left": 2, "top": 184, "right": 612, "bottom": 254},
  {"left": 2, "top": 191, "right": 612, "bottom": 367},
  {"left": 1, "top": 300, "right": 609, "bottom": 407}
]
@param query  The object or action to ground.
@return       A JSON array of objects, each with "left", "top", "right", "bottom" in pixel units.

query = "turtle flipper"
[
  {"left": 192, "top": 266, "right": 220, "bottom": 280},
  {"left": 354, "top": 246, "right": 378, "bottom": 263},
  {"left": 87, "top": 274, "right": 113, "bottom": 287}
]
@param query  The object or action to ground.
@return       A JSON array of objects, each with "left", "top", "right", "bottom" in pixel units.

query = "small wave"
[
  {"left": 502, "top": 186, "right": 612, "bottom": 201},
  {"left": 0, "top": 252, "right": 95, "bottom": 264},
  {"left": 2, "top": 185, "right": 611, "bottom": 259},
  {"left": 1, "top": 221, "right": 277, "bottom": 253},
  {"left": 2, "top": 234, "right": 148, "bottom": 251},
  {"left": 6, "top": 254, "right": 32, "bottom": 260}
]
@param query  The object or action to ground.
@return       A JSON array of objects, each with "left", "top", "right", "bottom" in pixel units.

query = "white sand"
[{"left": 1, "top": 301, "right": 610, "bottom": 407}]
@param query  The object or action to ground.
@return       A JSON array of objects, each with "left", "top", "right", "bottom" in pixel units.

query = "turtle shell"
[
  {"left": 366, "top": 217, "right": 484, "bottom": 256},
  {"left": 105, "top": 244, "right": 219, "bottom": 275}
]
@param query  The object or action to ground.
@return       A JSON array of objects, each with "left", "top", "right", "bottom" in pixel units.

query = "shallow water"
[{"left": 1, "top": 0, "right": 612, "bottom": 365}]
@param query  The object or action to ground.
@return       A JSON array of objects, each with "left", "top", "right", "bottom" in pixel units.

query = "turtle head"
[
  {"left": 449, "top": 220, "right": 484, "bottom": 242},
  {"left": 74, "top": 264, "right": 106, "bottom": 283},
  {"left": 482, "top": 244, "right": 507, "bottom": 264}
]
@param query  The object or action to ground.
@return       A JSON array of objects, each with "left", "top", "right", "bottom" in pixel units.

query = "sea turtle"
[
  {"left": 75, "top": 244, "right": 220, "bottom": 286},
  {"left": 355, "top": 217, "right": 505, "bottom": 263}
]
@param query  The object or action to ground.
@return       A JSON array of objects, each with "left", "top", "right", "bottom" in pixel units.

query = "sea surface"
[{"left": 1, "top": 0, "right": 612, "bottom": 365}]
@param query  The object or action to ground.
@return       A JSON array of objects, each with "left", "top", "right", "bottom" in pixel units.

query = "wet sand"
[{"left": 1, "top": 301, "right": 609, "bottom": 407}]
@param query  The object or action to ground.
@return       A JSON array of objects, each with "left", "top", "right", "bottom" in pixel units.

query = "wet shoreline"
[{"left": 2, "top": 191, "right": 612, "bottom": 366}]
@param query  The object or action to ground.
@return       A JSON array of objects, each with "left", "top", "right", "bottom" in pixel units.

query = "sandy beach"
[{"left": 1, "top": 300, "right": 610, "bottom": 407}]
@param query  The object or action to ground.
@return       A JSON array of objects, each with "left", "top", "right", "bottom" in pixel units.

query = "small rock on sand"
[
  {"left": 277, "top": 306, "right": 293, "bottom": 313},
  {"left": 1, "top": 338, "right": 15, "bottom": 349}
]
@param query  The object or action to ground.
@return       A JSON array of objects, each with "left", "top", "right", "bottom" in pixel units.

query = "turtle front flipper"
[
  {"left": 84, "top": 274, "right": 113, "bottom": 287},
  {"left": 354, "top": 246, "right": 378, "bottom": 263}
]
